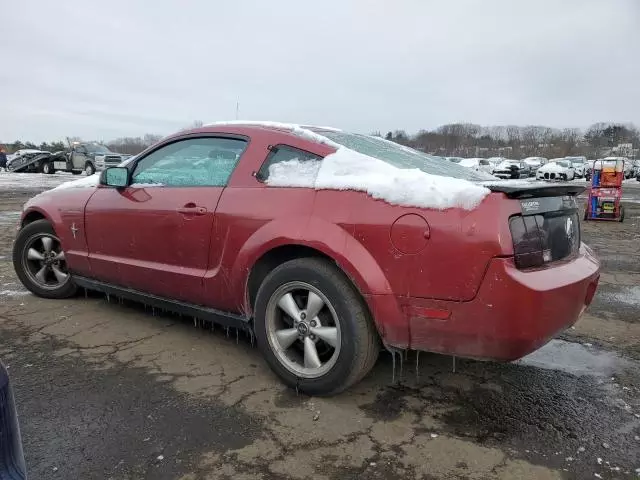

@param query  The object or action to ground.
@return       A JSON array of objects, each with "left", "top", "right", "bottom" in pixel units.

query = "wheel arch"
[
  {"left": 233, "top": 217, "right": 395, "bottom": 333},
  {"left": 21, "top": 208, "right": 51, "bottom": 228}
]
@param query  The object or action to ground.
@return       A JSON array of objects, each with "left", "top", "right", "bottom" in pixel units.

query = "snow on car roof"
[
  {"left": 206, "top": 120, "right": 342, "bottom": 149},
  {"left": 266, "top": 146, "right": 489, "bottom": 211}
]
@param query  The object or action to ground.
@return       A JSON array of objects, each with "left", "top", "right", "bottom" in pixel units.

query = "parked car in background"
[
  {"left": 536, "top": 159, "right": 575, "bottom": 181},
  {"left": 601, "top": 156, "right": 634, "bottom": 179},
  {"left": 492, "top": 159, "right": 531, "bottom": 179},
  {"left": 0, "top": 362, "right": 27, "bottom": 479},
  {"left": 565, "top": 156, "right": 587, "bottom": 178},
  {"left": 6, "top": 149, "right": 47, "bottom": 169},
  {"left": 12, "top": 122, "right": 599, "bottom": 395},
  {"left": 523, "top": 157, "right": 548, "bottom": 173},
  {"left": 459, "top": 157, "right": 494, "bottom": 175}
]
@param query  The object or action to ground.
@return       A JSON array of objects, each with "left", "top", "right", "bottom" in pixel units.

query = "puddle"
[{"left": 518, "top": 339, "right": 628, "bottom": 378}]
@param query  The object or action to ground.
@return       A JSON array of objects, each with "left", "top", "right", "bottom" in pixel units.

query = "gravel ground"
[{"left": 0, "top": 173, "right": 639, "bottom": 480}]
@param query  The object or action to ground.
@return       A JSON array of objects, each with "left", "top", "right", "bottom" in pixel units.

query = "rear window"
[{"left": 312, "top": 131, "right": 492, "bottom": 181}]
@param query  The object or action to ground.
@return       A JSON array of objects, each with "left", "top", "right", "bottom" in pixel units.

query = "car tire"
[
  {"left": 619, "top": 206, "right": 625, "bottom": 223},
  {"left": 41, "top": 162, "right": 54, "bottom": 175},
  {"left": 85, "top": 162, "right": 95, "bottom": 176},
  {"left": 12, "top": 220, "right": 77, "bottom": 299},
  {"left": 254, "top": 257, "right": 379, "bottom": 396}
]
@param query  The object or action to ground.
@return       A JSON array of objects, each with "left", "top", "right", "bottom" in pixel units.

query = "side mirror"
[{"left": 100, "top": 167, "right": 129, "bottom": 187}]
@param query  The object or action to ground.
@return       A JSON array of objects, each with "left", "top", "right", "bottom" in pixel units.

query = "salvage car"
[
  {"left": 492, "top": 159, "right": 531, "bottom": 179},
  {"left": 12, "top": 122, "right": 600, "bottom": 395},
  {"left": 459, "top": 158, "right": 494, "bottom": 175},
  {"left": 0, "top": 362, "right": 27, "bottom": 479},
  {"left": 523, "top": 157, "right": 547, "bottom": 172},
  {"left": 536, "top": 159, "right": 576, "bottom": 181}
]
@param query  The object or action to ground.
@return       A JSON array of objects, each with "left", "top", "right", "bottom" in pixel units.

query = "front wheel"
[
  {"left": 12, "top": 220, "right": 77, "bottom": 299},
  {"left": 85, "top": 162, "right": 95, "bottom": 176},
  {"left": 254, "top": 258, "right": 379, "bottom": 395}
]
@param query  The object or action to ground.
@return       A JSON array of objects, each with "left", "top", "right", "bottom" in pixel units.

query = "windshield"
[
  {"left": 557, "top": 161, "right": 571, "bottom": 168},
  {"left": 313, "top": 131, "right": 493, "bottom": 181},
  {"left": 86, "top": 143, "right": 113, "bottom": 154}
]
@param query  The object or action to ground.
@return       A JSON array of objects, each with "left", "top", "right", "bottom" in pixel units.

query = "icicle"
[
  {"left": 236, "top": 328, "right": 239, "bottom": 344},
  {"left": 390, "top": 349, "right": 396, "bottom": 384},
  {"left": 106, "top": 293, "right": 110, "bottom": 303},
  {"left": 225, "top": 327, "right": 229, "bottom": 338},
  {"left": 152, "top": 307, "right": 156, "bottom": 316},
  {"left": 452, "top": 355, "right": 456, "bottom": 373},
  {"left": 84, "top": 288, "right": 88, "bottom": 299},
  {"left": 193, "top": 317, "right": 197, "bottom": 328},
  {"left": 415, "top": 350, "right": 420, "bottom": 382}
]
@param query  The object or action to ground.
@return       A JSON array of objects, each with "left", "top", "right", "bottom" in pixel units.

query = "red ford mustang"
[{"left": 12, "top": 122, "right": 600, "bottom": 395}]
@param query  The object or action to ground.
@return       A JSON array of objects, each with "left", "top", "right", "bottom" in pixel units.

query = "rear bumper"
[{"left": 378, "top": 244, "right": 600, "bottom": 361}]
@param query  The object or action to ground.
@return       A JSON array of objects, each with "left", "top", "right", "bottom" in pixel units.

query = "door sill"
[{"left": 73, "top": 276, "right": 251, "bottom": 331}]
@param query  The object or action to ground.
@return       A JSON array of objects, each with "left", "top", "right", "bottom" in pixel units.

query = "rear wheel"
[
  {"left": 13, "top": 220, "right": 77, "bottom": 299},
  {"left": 41, "top": 162, "right": 54, "bottom": 174},
  {"left": 619, "top": 206, "right": 625, "bottom": 223},
  {"left": 254, "top": 258, "right": 379, "bottom": 395},
  {"left": 85, "top": 162, "right": 95, "bottom": 176}
]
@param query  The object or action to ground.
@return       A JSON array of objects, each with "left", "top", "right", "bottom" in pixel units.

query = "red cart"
[{"left": 584, "top": 158, "right": 624, "bottom": 222}]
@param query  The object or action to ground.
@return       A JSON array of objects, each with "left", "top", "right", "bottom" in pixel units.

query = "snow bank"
[
  {"left": 207, "top": 120, "right": 342, "bottom": 149},
  {"left": 267, "top": 147, "right": 490, "bottom": 210}
]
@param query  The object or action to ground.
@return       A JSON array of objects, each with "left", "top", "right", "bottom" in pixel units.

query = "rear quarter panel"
[{"left": 349, "top": 191, "right": 518, "bottom": 301}]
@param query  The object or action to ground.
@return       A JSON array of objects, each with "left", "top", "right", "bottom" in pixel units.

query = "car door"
[{"left": 84, "top": 135, "right": 248, "bottom": 305}]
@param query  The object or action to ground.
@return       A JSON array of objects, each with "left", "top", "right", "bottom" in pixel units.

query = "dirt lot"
[{"left": 1, "top": 174, "right": 639, "bottom": 479}]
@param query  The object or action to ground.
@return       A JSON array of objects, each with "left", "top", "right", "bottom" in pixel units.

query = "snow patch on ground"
[
  {"left": 0, "top": 172, "right": 76, "bottom": 189},
  {"left": 0, "top": 289, "right": 30, "bottom": 297},
  {"left": 207, "top": 120, "right": 342, "bottom": 149},
  {"left": 267, "top": 147, "right": 490, "bottom": 210},
  {"left": 600, "top": 286, "right": 640, "bottom": 306}
]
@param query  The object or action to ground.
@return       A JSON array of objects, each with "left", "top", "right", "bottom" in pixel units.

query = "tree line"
[
  {"left": 377, "top": 122, "right": 639, "bottom": 159},
  {"left": 3, "top": 121, "right": 638, "bottom": 159}
]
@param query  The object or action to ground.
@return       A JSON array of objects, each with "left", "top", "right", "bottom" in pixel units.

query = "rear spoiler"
[{"left": 483, "top": 181, "right": 585, "bottom": 199}]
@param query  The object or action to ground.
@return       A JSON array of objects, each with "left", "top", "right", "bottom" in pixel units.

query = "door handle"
[{"left": 177, "top": 205, "right": 208, "bottom": 215}]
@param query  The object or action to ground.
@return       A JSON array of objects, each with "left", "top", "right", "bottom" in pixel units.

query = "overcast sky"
[{"left": 1, "top": 0, "right": 639, "bottom": 143}]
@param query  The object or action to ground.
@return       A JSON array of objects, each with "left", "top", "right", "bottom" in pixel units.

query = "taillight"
[
  {"left": 509, "top": 211, "right": 580, "bottom": 269},
  {"left": 509, "top": 216, "right": 547, "bottom": 268}
]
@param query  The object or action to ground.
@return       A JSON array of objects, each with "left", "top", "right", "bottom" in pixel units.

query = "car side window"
[
  {"left": 257, "top": 145, "right": 323, "bottom": 182},
  {"left": 131, "top": 137, "right": 247, "bottom": 187}
]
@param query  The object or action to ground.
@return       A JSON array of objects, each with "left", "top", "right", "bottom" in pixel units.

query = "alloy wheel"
[
  {"left": 22, "top": 233, "right": 69, "bottom": 290},
  {"left": 265, "top": 281, "right": 341, "bottom": 379}
]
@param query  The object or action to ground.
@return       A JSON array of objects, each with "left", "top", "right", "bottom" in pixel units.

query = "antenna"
[{"left": 235, "top": 100, "right": 239, "bottom": 120}]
